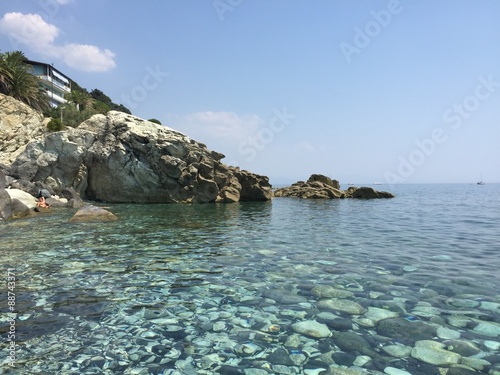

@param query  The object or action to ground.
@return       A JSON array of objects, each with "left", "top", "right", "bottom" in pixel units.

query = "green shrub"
[
  {"left": 148, "top": 118, "right": 161, "bottom": 125},
  {"left": 47, "top": 118, "right": 63, "bottom": 132}
]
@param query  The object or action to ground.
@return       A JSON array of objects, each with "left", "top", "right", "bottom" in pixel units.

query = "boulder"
[
  {"left": 346, "top": 186, "right": 395, "bottom": 199},
  {"left": 10, "top": 198, "right": 34, "bottom": 218},
  {"left": 274, "top": 174, "right": 345, "bottom": 199},
  {"left": 307, "top": 174, "right": 340, "bottom": 189},
  {"left": 60, "top": 187, "right": 85, "bottom": 208},
  {"left": 69, "top": 205, "right": 118, "bottom": 223},
  {"left": 5, "top": 189, "right": 36, "bottom": 209},
  {"left": 0, "top": 189, "right": 12, "bottom": 221},
  {"left": 4, "top": 108, "right": 272, "bottom": 203},
  {"left": 274, "top": 174, "right": 394, "bottom": 200}
]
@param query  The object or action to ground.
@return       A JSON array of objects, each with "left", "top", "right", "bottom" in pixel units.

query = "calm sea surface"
[{"left": 1, "top": 184, "right": 499, "bottom": 374}]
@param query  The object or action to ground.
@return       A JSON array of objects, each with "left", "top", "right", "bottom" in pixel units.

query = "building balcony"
[{"left": 38, "top": 75, "right": 71, "bottom": 93}]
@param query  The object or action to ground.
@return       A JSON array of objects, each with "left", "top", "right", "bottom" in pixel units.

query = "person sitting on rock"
[{"left": 36, "top": 196, "right": 50, "bottom": 208}]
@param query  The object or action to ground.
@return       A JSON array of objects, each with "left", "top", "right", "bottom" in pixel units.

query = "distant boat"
[
  {"left": 477, "top": 174, "right": 485, "bottom": 185},
  {"left": 374, "top": 182, "right": 382, "bottom": 185}
]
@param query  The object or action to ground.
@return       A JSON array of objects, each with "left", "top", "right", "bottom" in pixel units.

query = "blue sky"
[{"left": 1, "top": 0, "right": 499, "bottom": 185}]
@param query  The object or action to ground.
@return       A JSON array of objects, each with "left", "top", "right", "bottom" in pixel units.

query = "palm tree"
[
  {"left": 66, "top": 88, "right": 95, "bottom": 111},
  {"left": 0, "top": 51, "right": 50, "bottom": 112},
  {"left": 0, "top": 55, "right": 13, "bottom": 94}
]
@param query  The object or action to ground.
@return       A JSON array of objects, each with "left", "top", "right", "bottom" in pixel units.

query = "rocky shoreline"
[
  {"left": 0, "top": 94, "right": 273, "bottom": 220},
  {"left": 0, "top": 94, "right": 394, "bottom": 222},
  {"left": 274, "top": 174, "right": 394, "bottom": 200}
]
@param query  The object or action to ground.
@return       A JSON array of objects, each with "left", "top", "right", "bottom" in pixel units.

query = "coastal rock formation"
[
  {"left": 274, "top": 174, "right": 394, "bottom": 199},
  {"left": 0, "top": 94, "right": 271, "bottom": 204},
  {"left": 274, "top": 174, "right": 344, "bottom": 199},
  {"left": 0, "top": 94, "right": 47, "bottom": 165}
]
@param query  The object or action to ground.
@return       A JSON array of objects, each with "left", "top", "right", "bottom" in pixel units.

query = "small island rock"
[
  {"left": 274, "top": 174, "right": 394, "bottom": 199},
  {"left": 69, "top": 205, "right": 118, "bottom": 223}
]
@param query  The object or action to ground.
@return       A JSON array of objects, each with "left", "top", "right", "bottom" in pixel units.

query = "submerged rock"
[
  {"left": 316, "top": 299, "right": 367, "bottom": 315},
  {"left": 291, "top": 320, "right": 332, "bottom": 338},
  {"left": 332, "top": 331, "right": 378, "bottom": 357},
  {"left": 410, "top": 340, "right": 462, "bottom": 366},
  {"left": 69, "top": 205, "right": 118, "bottom": 223},
  {"left": 376, "top": 317, "right": 437, "bottom": 343}
]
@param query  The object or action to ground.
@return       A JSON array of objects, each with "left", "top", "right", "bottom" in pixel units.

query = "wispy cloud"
[
  {"left": 168, "top": 111, "right": 263, "bottom": 142},
  {"left": 0, "top": 12, "right": 116, "bottom": 72}
]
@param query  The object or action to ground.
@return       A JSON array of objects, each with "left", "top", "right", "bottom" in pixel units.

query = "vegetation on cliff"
[
  {"left": 0, "top": 51, "right": 50, "bottom": 112},
  {"left": 0, "top": 50, "right": 130, "bottom": 130}
]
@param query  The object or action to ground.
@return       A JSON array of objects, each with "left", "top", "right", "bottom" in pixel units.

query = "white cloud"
[
  {"left": 0, "top": 12, "right": 59, "bottom": 46},
  {"left": 61, "top": 44, "right": 116, "bottom": 72},
  {"left": 0, "top": 12, "right": 116, "bottom": 72},
  {"left": 165, "top": 111, "right": 264, "bottom": 166},
  {"left": 168, "top": 111, "right": 263, "bottom": 142}
]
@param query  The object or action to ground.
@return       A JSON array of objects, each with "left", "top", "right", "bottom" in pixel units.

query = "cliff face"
[
  {"left": 0, "top": 94, "right": 48, "bottom": 165},
  {"left": 0, "top": 94, "right": 271, "bottom": 203}
]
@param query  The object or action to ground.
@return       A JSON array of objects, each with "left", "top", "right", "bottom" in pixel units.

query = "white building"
[{"left": 25, "top": 59, "right": 71, "bottom": 107}]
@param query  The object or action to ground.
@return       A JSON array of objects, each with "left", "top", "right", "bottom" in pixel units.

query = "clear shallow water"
[{"left": 1, "top": 184, "right": 499, "bottom": 374}]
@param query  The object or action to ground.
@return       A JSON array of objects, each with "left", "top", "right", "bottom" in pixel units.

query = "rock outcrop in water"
[
  {"left": 0, "top": 94, "right": 272, "bottom": 206},
  {"left": 274, "top": 174, "right": 394, "bottom": 199}
]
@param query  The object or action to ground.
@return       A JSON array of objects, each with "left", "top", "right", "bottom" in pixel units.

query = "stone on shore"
[{"left": 69, "top": 205, "right": 118, "bottom": 223}]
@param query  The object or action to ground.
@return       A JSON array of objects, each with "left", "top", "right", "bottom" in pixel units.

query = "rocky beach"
[{"left": 1, "top": 94, "right": 499, "bottom": 375}]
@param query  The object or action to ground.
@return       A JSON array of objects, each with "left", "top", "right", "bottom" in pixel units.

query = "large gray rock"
[
  {"left": 346, "top": 186, "right": 395, "bottom": 199},
  {"left": 274, "top": 174, "right": 394, "bottom": 199},
  {"left": 6, "top": 189, "right": 36, "bottom": 209},
  {"left": 6, "top": 110, "right": 271, "bottom": 203},
  {"left": 274, "top": 175, "right": 345, "bottom": 199},
  {"left": 0, "top": 93, "right": 47, "bottom": 165},
  {"left": 0, "top": 189, "right": 12, "bottom": 221}
]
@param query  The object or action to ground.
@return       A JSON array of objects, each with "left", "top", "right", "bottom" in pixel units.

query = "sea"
[{"left": 1, "top": 183, "right": 499, "bottom": 375}]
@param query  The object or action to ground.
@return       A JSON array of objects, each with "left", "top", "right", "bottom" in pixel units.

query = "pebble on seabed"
[{"left": 1, "top": 240, "right": 499, "bottom": 375}]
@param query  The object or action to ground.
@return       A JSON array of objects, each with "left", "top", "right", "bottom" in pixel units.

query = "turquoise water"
[{"left": 1, "top": 184, "right": 499, "bottom": 374}]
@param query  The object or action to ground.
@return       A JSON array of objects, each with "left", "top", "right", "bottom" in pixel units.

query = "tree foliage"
[
  {"left": 47, "top": 118, "right": 63, "bottom": 132},
  {"left": 0, "top": 50, "right": 50, "bottom": 112},
  {"left": 1, "top": 49, "right": 134, "bottom": 125},
  {"left": 90, "top": 89, "right": 131, "bottom": 114}
]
